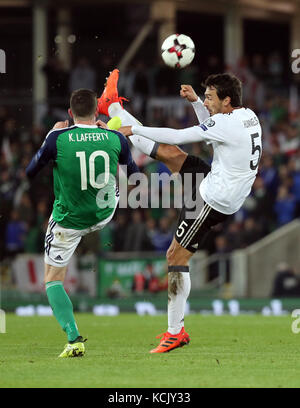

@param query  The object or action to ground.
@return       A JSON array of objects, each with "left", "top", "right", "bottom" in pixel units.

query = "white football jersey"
[{"left": 132, "top": 101, "right": 262, "bottom": 215}]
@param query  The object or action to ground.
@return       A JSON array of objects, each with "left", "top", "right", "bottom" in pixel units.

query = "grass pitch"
[{"left": 1, "top": 313, "right": 300, "bottom": 388}]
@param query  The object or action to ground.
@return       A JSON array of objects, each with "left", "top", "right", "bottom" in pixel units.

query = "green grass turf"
[{"left": 0, "top": 313, "right": 300, "bottom": 388}]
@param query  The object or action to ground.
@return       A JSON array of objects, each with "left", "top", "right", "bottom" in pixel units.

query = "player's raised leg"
[
  {"left": 98, "top": 69, "right": 158, "bottom": 157},
  {"left": 98, "top": 69, "right": 188, "bottom": 173}
]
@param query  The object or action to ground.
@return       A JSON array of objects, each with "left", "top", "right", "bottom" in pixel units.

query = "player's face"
[{"left": 203, "top": 87, "right": 223, "bottom": 115}]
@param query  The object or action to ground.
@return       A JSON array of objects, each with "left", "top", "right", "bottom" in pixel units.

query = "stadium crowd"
[{"left": 0, "top": 53, "right": 299, "bottom": 263}]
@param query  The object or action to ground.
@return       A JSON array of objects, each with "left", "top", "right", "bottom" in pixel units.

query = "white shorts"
[{"left": 44, "top": 208, "right": 117, "bottom": 268}]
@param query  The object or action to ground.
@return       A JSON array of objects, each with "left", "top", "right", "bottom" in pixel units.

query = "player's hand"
[
  {"left": 96, "top": 119, "right": 108, "bottom": 129},
  {"left": 52, "top": 120, "right": 69, "bottom": 129},
  {"left": 118, "top": 126, "right": 133, "bottom": 137},
  {"left": 180, "top": 85, "right": 198, "bottom": 102}
]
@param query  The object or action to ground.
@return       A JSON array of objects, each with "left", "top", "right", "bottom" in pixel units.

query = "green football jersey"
[{"left": 26, "top": 124, "right": 138, "bottom": 229}]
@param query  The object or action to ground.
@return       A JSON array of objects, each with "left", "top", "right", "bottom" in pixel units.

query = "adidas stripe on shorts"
[
  {"left": 175, "top": 155, "right": 230, "bottom": 253},
  {"left": 44, "top": 208, "right": 117, "bottom": 267}
]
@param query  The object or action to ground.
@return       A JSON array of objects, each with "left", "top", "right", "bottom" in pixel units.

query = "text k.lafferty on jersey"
[
  {"left": 132, "top": 103, "right": 262, "bottom": 215},
  {"left": 26, "top": 124, "right": 139, "bottom": 229}
]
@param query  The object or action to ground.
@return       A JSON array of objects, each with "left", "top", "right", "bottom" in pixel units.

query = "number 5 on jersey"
[
  {"left": 76, "top": 150, "right": 110, "bottom": 190},
  {"left": 250, "top": 132, "right": 262, "bottom": 170},
  {"left": 176, "top": 221, "right": 188, "bottom": 238}
]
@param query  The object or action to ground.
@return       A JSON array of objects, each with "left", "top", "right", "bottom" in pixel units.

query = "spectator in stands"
[
  {"left": 36, "top": 200, "right": 49, "bottom": 228},
  {"left": 270, "top": 143, "right": 287, "bottom": 168},
  {"left": 151, "top": 217, "right": 173, "bottom": 253},
  {"left": 208, "top": 235, "right": 230, "bottom": 282},
  {"left": 107, "top": 279, "right": 124, "bottom": 298},
  {"left": 165, "top": 208, "right": 179, "bottom": 235},
  {"left": 123, "top": 210, "right": 153, "bottom": 252},
  {"left": 269, "top": 97, "right": 288, "bottom": 125},
  {"left": 144, "top": 264, "right": 160, "bottom": 293},
  {"left": 5, "top": 209, "right": 27, "bottom": 257},
  {"left": 24, "top": 219, "right": 44, "bottom": 254},
  {"left": 259, "top": 154, "right": 279, "bottom": 197},
  {"left": 280, "top": 123, "right": 300, "bottom": 157},
  {"left": 274, "top": 186, "right": 296, "bottom": 226},
  {"left": 243, "top": 176, "right": 275, "bottom": 233},
  {"left": 288, "top": 157, "right": 300, "bottom": 217},
  {"left": 2, "top": 117, "right": 19, "bottom": 147},
  {"left": 145, "top": 217, "right": 157, "bottom": 244},
  {"left": 271, "top": 262, "right": 300, "bottom": 297},
  {"left": 15, "top": 192, "right": 34, "bottom": 225},
  {"left": 240, "top": 217, "right": 263, "bottom": 247},
  {"left": 132, "top": 270, "right": 146, "bottom": 294},
  {"left": 224, "top": 221, "right": 243, "bottom": 250},
  {"left": 112, "top": 211, "right": 129, "bottom": 252},
  {"left": 0, "top": 169, "right": 15, "bottom": 202}
]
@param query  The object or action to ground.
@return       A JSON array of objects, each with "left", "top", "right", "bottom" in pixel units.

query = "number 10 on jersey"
[{"left": 76, "top": 150, "right": 110, "bottom": 190}]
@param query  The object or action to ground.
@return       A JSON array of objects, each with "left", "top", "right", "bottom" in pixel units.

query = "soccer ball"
[{"left": 161, "top": 34, "right": 195, "bottom": 69}]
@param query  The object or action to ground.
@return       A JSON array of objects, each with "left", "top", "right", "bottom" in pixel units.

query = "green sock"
[{"left": 46, "top": 280, "right": 80, "bottom": 342}]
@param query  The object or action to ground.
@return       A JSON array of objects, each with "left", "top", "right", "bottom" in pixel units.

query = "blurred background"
[{"left": 0, "top": 0, "right": 299, "bottom": 315}]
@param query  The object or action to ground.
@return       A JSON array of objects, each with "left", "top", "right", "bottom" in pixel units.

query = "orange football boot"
[
  {"left": 97, "top": 69, "right": 128, "bottom": 116},
  {"left": 150, "top": 327, "right": 190, "bottom": 353}
]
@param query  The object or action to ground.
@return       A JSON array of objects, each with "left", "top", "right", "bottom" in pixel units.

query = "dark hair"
[
  {"left": 70, "top": 89, "right": 97, "bottom": 118},
  {"left": 203, "top": 73, "right": 242, "bottom": 107}
]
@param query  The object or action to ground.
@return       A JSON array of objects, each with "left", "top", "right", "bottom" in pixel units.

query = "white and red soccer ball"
[{"left": 161, "top": 34, "right": 195, "bottom": 69}]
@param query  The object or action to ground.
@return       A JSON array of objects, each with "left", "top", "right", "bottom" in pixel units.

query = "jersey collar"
[{"left": 74, "top": 123, "right": 99, "bottom": 128}]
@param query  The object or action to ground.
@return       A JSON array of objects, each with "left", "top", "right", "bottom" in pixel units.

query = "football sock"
[
  {"left": 45, "top": 280, "right": 80, "bottom": 342},
  {"left": 108, "top": 102, "right": 159, "bottom": 158},
  {"left": 167, "top": 266, "right": 191, "bottom": 335},
  {"left": 108, "top": 102, "right": 142, "bottom": 126}
]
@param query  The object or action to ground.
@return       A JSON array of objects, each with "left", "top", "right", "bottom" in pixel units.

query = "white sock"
[
  {"left": 108, "top": 102, "right": 158, "bottom": 158},
  {"left": 167, "top": 270, "right": 191, "bottom": 335},
  {"left": 108, "top": 102, "right": 142, "bottom": 126}
]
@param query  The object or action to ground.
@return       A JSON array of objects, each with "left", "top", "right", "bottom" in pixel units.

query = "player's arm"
[
  {"left": 180, "top": 85, "right": 210, "bottom": 123},
  {"left": 114, "top": 131, "right": 140, "bottom": 177},
  {"left": 119, "top": 114, "right": 227, "bottom": 146},
  {"left": 26, "top": 130, "right": 58, "bottom": 179}
]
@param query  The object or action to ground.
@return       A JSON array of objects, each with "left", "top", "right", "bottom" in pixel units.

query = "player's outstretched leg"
[
  {"left": 45, "top": 263, "right": 86, "bottom": 358},
  {"left": 98, "top": 69, "right": 188, "bottom": 171},
  {"left": 150, "top": 238, "right": 192, "bottom": 353},
  {"left": 98, "top": 69, "right": 158, "bottom": 157}
]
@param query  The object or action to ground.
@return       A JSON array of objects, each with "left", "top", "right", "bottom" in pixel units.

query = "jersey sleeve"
[
  {"left": 114, "top": 131, "right": 140, "bottom": 177},
  {"left": 26, "top": 129, "right": 59, "bottom": 179},
  {"left": 191, "top": 97, "right": 210, "bottom": 123},
  {"left": 131, "top": 114, "right": 227, "bottom": 146}
]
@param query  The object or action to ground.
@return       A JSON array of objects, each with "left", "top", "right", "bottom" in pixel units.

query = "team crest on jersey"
[{"left": 203, "top": 118, "right": 215, "bottom": 127}]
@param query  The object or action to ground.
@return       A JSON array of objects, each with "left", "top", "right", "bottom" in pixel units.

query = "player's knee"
[
  {"left": 166, "top": 247, "right": 173, "bottom": 264},
  {"left": 44, "top": 264, "right": 66, "bottom": 284},
  {"left": 158, "top": 145, "right": 186, "bottom": 161},
  {"left": 157, "top": 145, "right": 187, "bottom": 172},
  {"left": 167, "top": 243, "right": 193, "bottom": 266},
  {"left": 166, "top": 246, "right": 182, "bottom": 265}
]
